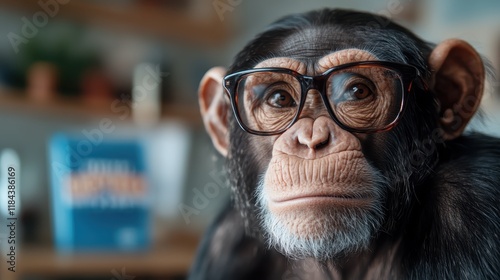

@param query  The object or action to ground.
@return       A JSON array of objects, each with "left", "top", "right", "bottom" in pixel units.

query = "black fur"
[{"left": 190, "top": 8, "right": 500, "bottom": 279}]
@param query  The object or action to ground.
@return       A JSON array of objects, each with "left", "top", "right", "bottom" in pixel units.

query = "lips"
[
  {"left": 270, "top": 192, "right": 373, "bottom": 206},
  {"left": 273, "top": 193, "right": 370, "bottom": 202}
]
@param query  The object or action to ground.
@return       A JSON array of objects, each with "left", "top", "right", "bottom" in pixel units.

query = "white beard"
[{"left": 256, "top": 171, "right": 387, "bottom": 260}]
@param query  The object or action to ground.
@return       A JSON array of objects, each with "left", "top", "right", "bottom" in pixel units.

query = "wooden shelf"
[
  {"left": 0, "top": 90, "right": 202, "bottom": 126},
  {"left": 0, "top": 231, "right": 201, "bottom": 280},
  {"left": 0, "top": 0, "right": 232, "bottom": 46}
]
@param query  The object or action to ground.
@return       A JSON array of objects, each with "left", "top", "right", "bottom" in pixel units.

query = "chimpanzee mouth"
[{"left": 270, "top": 192, "right": 374, "bottom": 207}]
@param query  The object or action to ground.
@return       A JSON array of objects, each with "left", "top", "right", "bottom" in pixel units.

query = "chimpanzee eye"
[
  {"left": 338, "top": 79, "right": 376, "bottom": 102},
  {"left": 266, "top": 90, "right": 296, "bottom": 108},
  {"left": 264, "top": 82, "right": 297, "bottom": 108},
  {"left": 348, "top": 83, "right": 372, "bottom": 100},
  {"left": 329, "top": 73, "right": 376, "bottom": 104}
]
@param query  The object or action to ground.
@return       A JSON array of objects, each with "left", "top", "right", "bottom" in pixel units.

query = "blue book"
[{"left": 49, "top": 133, "right": 150, "bottom": 252}]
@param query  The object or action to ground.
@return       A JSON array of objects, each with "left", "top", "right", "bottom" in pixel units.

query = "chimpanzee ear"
[
  {"left": 199, "top": 67, "right": 230, "bottom": 157},
  {"left": 428, "top": 39, "right": 485, "bottom": 140}
]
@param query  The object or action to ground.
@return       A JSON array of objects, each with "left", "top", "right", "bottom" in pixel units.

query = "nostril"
[{"left": 314, "top": 136, "right": 330, "bottom": 150}]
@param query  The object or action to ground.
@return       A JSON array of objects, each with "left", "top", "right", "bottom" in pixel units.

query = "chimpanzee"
[{"left": 190, "top": 8, "right": 500, "bottom": 280}]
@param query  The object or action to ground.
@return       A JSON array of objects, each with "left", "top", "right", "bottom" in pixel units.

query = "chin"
[{"left": 256, "top": 179, "right": 386, "bottom": 260}]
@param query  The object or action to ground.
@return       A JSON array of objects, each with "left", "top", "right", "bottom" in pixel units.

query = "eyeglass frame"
[{"left": 223, "top": 61, "right": 422, "bottom": 136}]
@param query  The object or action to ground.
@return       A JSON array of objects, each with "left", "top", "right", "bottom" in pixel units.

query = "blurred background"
[{"left": 0, "top": 0, "right": 499, "bottom": 279}]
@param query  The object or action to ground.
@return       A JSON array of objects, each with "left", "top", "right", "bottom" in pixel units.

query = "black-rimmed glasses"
[{"left": 223, "top": 61, "right": 421, "bottom": 136}]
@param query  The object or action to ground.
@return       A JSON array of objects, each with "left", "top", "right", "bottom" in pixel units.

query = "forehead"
[
  {"left": 252, "top": 27, "right": 379, "bottom": 74},
  {"left": 228, "top": 23, "right": 419, "bottom": 77},
  {"left": 277, "top": 26, "right": 357, "bottom": 59}
]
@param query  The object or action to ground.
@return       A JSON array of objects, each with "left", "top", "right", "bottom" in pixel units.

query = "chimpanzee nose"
[{"left": 297, "top": 117, "right": 331, "bottom": 150}]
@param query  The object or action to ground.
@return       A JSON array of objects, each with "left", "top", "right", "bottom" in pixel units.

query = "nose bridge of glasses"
[
  {"left": 301, "top": 75, "right": 326, "bottom": 93},
  {"left": 297, "top": 75, "right": 330, "bottom": 115}
]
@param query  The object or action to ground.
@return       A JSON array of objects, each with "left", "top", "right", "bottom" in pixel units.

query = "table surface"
[{"left": 0, "top": 231, "right": 200, "bottom": 280}]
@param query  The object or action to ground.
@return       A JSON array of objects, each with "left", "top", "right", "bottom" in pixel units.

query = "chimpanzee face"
[{"left": 199, "top": 10, "right": 484, "bottom": 260}]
